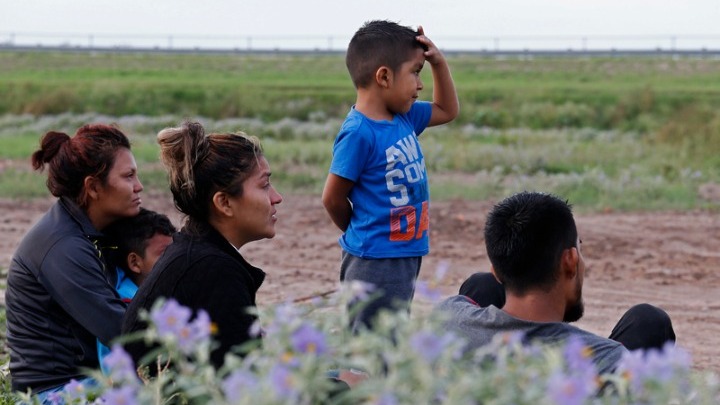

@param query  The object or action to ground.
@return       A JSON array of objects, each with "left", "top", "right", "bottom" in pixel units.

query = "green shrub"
[
  {"left": 9, "top": 287, "right": 718, "bottom": 404},
  {"left": 0, "top": 113, "right": 718, "bottom": 211},
  {"left": 472, "top": 107, "right": 510, "bottom": 129}
]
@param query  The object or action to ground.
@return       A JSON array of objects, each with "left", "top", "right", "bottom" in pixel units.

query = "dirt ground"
[{"left": 1, "top": 192, "right": 719, "bottom": 373}]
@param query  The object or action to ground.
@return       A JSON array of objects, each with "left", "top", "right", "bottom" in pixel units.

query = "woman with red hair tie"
[{"left": 6, "top": 124, "right": 144, "bottom": 399}]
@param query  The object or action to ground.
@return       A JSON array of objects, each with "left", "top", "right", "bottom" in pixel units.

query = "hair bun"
[
  {"left": 31, "top": 131, "right": 71, "bottom": 170},
  {"left": 187, "top": 122, "right": 210, "bottom": 168}
]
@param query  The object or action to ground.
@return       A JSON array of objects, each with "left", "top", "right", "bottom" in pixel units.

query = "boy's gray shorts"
[{"left": 340, "top": 250, "right": 422, "bottom": 331}]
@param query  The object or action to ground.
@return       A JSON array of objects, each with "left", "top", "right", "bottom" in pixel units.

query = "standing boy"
[
  {"left": 97, "top": 207, "right": 176, "bottom": 373},
  {"left": 322, "top": 20, "right": 459, "bottom": 331}
]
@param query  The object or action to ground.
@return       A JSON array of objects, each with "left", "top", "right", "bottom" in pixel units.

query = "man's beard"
[{"left": 563, "top": 284, "right": 584, "bottom": 323}]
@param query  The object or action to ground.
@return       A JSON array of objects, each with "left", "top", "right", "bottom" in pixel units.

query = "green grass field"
[
  {"left": 4, "top": 52, "right": 720, "bottom": 128},
  {"left": 0, "top": 52, "right": 719, "bottom": 401},
  {"left": 1, "top": 51, "right": 719, "bottom": 211}
]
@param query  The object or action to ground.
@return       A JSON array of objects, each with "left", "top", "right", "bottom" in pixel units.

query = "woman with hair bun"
[
  {"left": 6, "top": 124, "right": 143, "bottom": 397},
  {"left": 122, "top": 121, "right": 282, "bottom": 369}
]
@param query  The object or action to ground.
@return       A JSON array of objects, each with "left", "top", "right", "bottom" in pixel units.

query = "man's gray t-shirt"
[{"left": 436, "top": 295, "right": 626, "bottom": 374}]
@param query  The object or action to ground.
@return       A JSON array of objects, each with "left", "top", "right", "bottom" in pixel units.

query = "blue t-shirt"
[
  {"left": 97, "top": 267, "right": 138, "bottom": 375},
  {"left": 329, "top": 101, "right": 433, "bottom": 258}
]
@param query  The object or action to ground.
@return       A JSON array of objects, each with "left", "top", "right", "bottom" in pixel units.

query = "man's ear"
[
  {"left": 84, "top": 176, "right": 101, "bottom": 201},
  {"left": 375, "top": 66, "right": 392, "bottom": 88},
  {"left": 212, "top": 191, "right": 233, "bottom": 217},
  {"left": 561, "top": 247, "right": 580, "bottom": 279},
  {"left": 127, "top": 252, "right": 143, "bottom": 275}
]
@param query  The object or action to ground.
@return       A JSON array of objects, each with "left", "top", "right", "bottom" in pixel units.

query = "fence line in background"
[
  {"left": 2, "top": 32, "right": 720, "bottom": 56},
  {"left": 4, "top": 44, "right": 720, "bottom": 58}
]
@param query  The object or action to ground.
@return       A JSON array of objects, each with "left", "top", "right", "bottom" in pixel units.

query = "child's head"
[
  {"left": 105, "top": 207, "right": 176, "bottom": 285},
  {"left": 346, "top": 20, "right": 428, "bottom": 89}
]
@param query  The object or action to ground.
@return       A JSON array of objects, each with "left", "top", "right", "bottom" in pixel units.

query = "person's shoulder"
[
  {"left": 572, "top": 326, "right": 624, "bottom": 349},
  {"left": 333, "top": 110, "right": 377, "bottom": 153},
  {"left": 176, "top": 241, "right": 258, "bottom": 281},
  {"left": 562, "top": 324, "right": 626, "bottom": 353},
  {"left": 409, "top": 101, "right": 433, "bottom": 113},
  {"left": 398, "top": 101, "right": 432, "bottom": 119},
  {"left": 570, "top": 328, "right": 627, "bottom": 374},
  {"left": 339, "top": 108, "right": 370, "bottom": 133},
  {"left": 435, "top": 295, "right": 480, "bottom": 312},
  {"left": 20, "top": 202, "right": 79, "bottom": 243},
  {"left": 393, "top": 101, "right": 433, "bottom": 133},
  {"left": 43, "top": 232, "right": 98, "bottom": 262}
]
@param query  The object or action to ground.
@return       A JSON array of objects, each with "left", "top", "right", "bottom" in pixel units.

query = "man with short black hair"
[{"left": 437, "top": 191, "right": 675, "bottom": 374}]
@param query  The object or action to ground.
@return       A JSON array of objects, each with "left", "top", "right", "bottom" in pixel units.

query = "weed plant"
[
  {"left": 4, "top": 285, "right": 719, "bottom": 404},
  {"left": 0, "top": 113, "right": 718, "bottom": 211}
]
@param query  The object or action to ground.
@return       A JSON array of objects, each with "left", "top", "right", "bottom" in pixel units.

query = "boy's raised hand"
[
  {"left": 415, "top": 24, "right": 459, "bottom": 126},
  {"left": 416, "top": 26, "right": 445, "bottom": 66}
]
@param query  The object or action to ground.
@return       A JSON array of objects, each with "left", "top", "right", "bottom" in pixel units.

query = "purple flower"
[
  {"left": 191, "top": 309, "right": 212, "bottom": 339},
  {"left": 501, "top": 331, "right": 525, "bottom": 348},
  {"left": 434, "top": 261, "right": 450, "bottom": 280},
  {"left": 222, "top": 370, "right": 258, "bottom": 403},
  {"left": 149, "top": 299, "right": 211, "bottom": 354},
  {"left": 563, "top": 337, "right": 598, "bottom": 383},
  {"left": 617, "top": 349, "right": 649, "bottom": 393},
  {"left": 373, "top": 392, "right": 398, "bottom": 405},
  {"left": 547, "top": 371, "right": 594, "bottom": 405},
  {"left": 103, "top": 345, "right": 138, "bottom": 385},
  {"left": 278, "top": 350, "right": 301, "bottom": 368},
  {"left": 410, "top": 330, "right": 454, "bottom": 363},
  {"left": 617, "top": 343, "right": 692, "bottom": 395},
  {"left": 63, "top": 379, "right": 87, "bottom": 402},
  {"left": 644, "top": 342, "right": 691, "bottom": 381},
  {"left": 415, "top": 280, "right": 443, "bottom": 302},
  {"left": 151, "top": 298, "right": 192, "bottom": 338},
  {"left": 564, "top": 337, "right": 592, "bottom": 367},
  {"left": 176, "top": 310, "right": 212, "bottom": 354},
  {"left": 415, "top": 262, "right": 449, "bottom": 302},
  {"left": 275, "top": 302, "right": 300, "bottom": 324},
  {"left": 290, "top": 323, "right": 328, "bottom": 355},
  {"left": 552, "top": 337, "right": 599, "bottom": 403},
  {"left": 175, "top": 324, "right": 195, "bottom": 354},
  {"left": 249, "top": 319, "right": 264, "bottom": 338},
  {"left": 264, "top": 302, "right": 300, "bottom": 336},
  {"left": 45, "top": 391, "right": 63, "bottom": 405},
  {"left": 270, "top": 364, "right": 298, "bottom": 400},
  {"left": 101, "top": 386, "right": 138, "bottom": 405}
]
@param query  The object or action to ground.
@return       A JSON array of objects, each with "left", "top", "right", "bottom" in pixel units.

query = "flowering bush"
[{"left": 16, "top": 286, "right": 720, "bottom": 405}]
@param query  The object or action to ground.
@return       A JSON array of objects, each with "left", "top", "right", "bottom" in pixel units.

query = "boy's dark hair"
[
  {"left": 105, "top": 208, "right": 176, "bottom": 271},
  {"left": 484, "top": 191, "right": 578, "bottom": 295},
  {"left": 346, "top": 20, "right": 428, "bottom": 89}
]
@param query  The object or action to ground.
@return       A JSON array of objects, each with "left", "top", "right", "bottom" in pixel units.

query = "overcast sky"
[{"left": 2, "top": 0, "right": 719, "bottom": 50}]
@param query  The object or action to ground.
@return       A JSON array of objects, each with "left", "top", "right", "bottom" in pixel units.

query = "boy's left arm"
[{"left": 417, "top": 26, "right": 460, "bottom": 127}]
